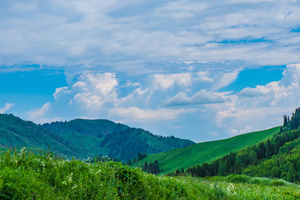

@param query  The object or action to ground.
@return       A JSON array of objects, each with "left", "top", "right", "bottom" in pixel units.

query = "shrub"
[{"left": 226, "top": 174, "right": 251, "bottom": 183}]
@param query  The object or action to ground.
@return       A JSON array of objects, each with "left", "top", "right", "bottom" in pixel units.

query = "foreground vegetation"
[{"left": 0, "top": 148, "right": 299, "bottom": 199}]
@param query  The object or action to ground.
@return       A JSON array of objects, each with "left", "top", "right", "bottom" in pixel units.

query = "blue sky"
[{"left": 0, "top": 0, "right": 300, "bottom": 142}]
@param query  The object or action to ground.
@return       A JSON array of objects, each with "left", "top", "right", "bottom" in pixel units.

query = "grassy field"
[
  {"left": 134, "top": 126, "right": 281, "bottom": 174},
  {"left": 0, "top": 148, "right": 299, "bottom": 200}
]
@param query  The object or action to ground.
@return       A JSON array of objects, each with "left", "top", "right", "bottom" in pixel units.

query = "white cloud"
[
  {"left": 0, "top": 103, "right": 14, "bottom": 114},
  {"left": 197, "top": 72, "right": 214, "bottom": 83},
  {"left": 29, "top": 71, "right": 201, "bottom": 125},
  {"left": 214, "top": 63, "right": 300, "bottom": 136},
  {"left": 230, "top": 125, "right": 254, "bottom": 136},
  {"left": 212, "top": 70, "right": 240, "bottom": 90},
  {"left": 26, "top": 102, "right": 61, "bottom": 124},
  {"left": 153, "top": 73, "right": 192, "bottom": 90},
  {"left": 210, "top": 131, "right": 220, "bottom": 137},
  {"left": 54, "top": 72, "right": 118, "bottom": 112},
  {"left": 109, "top": 107, "right": 195, "bottom": 121},
  {"left": 165, "top": 90, "right": 226, "bottom": 106},
  {"left": 27, "top": 102, "right": 50, "bottom": 119},
  {"left": 154, "top": 1, "right": 211, "bottom": 19}
]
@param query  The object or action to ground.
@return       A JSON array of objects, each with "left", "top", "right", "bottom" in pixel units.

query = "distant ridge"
[
  {"left": 0, "top": 113, "right": 194, "bottom": 160},
  {"left": 0, "top": 113, "right": 85, "bottom": 158},
  {"left": 42, "top": 119, "right": 195, "bottom": 161}
]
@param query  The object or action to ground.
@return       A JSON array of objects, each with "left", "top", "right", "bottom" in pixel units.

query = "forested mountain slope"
[
  {"left": 43, "top": 119, "right": 194, "bottom": 161},
  {"left": 0, "top": 114, "right": 85, "bottom": 158},
  {"left": 0, "top": 114, "right": 194, "bottom": 161}
]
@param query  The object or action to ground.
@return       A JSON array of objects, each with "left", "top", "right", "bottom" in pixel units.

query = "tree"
[
  {"left": 265, "top": 139, "right": 273, "bottom": 157},
  {"left": 283, "top": 115, "right": 288, "bottom": 127},
  {"left": 143, "top": 161, "right": 147, "bottom": 171},
  {"left": 138, "top": 153, "right": 147, "bottom": 161},
  {"left": 258, "top": 142, "right": 266, "bottom": 159}
]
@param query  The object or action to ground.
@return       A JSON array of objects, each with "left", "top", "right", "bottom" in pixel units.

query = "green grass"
[
  {"left": 134, "top": 126, "right": 281, "bottom": 174},
  {"left": 0, "top": 148, "right": 299, "bottom": 200}
]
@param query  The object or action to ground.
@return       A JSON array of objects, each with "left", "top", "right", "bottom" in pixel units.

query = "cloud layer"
[{"left": 0, "top": 0, "right": 299, "bottom": 70}]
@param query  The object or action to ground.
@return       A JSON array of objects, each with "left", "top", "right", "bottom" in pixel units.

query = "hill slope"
[
  {"left": 182, "top": 107, "right": 300, "bottom": 183},
  {"left": 134, "top": 126, "right": 280, "bottom": 173},
  {"left": 42, "top": 119, "right": 194, "bottom": 161},
  {"left": 0, "top": 114, "right": 86, "bottom": 158}
]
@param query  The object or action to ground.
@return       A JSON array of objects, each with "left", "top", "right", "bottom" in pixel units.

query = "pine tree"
[{"left": 283, "top": 115, "right": 288, "bottom": 127}]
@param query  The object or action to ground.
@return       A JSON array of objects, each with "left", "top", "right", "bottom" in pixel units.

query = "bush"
[
  {"left": 226, "top": 174, "right": 251, "bottom": 183},
  {"left": 271, "top": 180, "right": 286, "bottom": 186}
]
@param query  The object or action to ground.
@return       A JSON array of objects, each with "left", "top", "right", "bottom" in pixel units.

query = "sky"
[{"left": 0, "top": 0, "right": 300, "bottom": 142}]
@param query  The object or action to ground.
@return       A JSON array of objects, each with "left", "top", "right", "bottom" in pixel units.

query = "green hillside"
[
  {"left": 134, "top": 126, "right": 280, "bottom": 173},
  {"left": 182, "top": 107, "right": 300, "bottom": 184}
]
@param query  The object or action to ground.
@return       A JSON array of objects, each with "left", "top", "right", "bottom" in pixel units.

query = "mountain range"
[{"left": 0, "top": 113, "right": 194, "bottom": 161}]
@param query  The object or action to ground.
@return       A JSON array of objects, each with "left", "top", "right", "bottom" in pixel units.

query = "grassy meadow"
[{"left": 0, "top": 147, "right": 299, "bottom": 200}]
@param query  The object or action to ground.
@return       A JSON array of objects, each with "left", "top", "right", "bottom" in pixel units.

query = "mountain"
[
  {"left": 0, "top": 114, "right": 86, "bottom": 158},
  {"left": 134, "top": 126, "right": 280, "bottom": 173},
  {"left": 42, "top": 119, "right": 195, "bottom": 161},
  {"left": 42, "top": 119, "right": 129, "bottom": 138},
  {"left": 0, "top": 113, "right": 194, "bottom": 161}
]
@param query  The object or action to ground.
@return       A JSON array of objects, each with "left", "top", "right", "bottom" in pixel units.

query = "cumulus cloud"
[
  {"left": 197, "top": 72, "right": 214, "bottom": 83},
  {"left": 237, "top": 87, "right": 265, "bottom": 97},
  {"left": 54, "top": 72, "right": 118, "bottom": 111},
  {"left": 29, "top": 71, "right": 205, "bottom": 124},
  {"left": 0, "top": 103, "right": 14, "bottom": 113},
  {"left": 165, "top": 90, "right": 226, "bottom": 106},
  {"left": 26, "top": 102, "right": 61, "bottom": 124},
  {"left": 27, "top": 103, "right": 50, "bottom": 120},
  {"left": 214, "top": 63, "right": 300, "bottom": 136},
  {"left": 237, "top": 64, "right": 300, "bottom": 106},
  {"left": 152, "top": 73, "right": 192, "bottom": 90}
]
